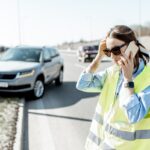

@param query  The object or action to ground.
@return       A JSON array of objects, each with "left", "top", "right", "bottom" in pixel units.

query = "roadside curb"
[{"left": 13, "top": 98, "right": 25, "bottom": 150}]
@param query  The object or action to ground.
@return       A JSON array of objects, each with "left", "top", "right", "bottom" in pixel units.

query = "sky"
[{"left": 0, "top": 0, "right": 150, "bottom": 46}]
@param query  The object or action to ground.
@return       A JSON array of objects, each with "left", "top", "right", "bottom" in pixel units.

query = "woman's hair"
[{"left": 107, "top": 25, "right": 150, "bottom": 72}]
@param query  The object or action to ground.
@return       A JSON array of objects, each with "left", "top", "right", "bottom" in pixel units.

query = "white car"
[{"left": 0, "top": 46, "right": 64, "bottom": 99}]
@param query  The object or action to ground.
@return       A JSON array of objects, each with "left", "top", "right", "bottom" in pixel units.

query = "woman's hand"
[
  {"left": 85, "top": 36, "right": 108, "bottom": 73},
  {"left": 118, "top": 52, "right": 134, "bottom": 81},
  {"left": 97, "top": 38, "right": 107, "bottom": 58},
  {"left": 85, "top": 38, "right": 107, "bottom": 73}
]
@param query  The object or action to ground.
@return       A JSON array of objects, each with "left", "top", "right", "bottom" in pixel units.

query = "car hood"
[{"left": 0, "top": 61, "right": 40, "bottom": 72}]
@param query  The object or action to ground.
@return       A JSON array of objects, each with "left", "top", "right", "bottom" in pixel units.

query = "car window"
[
  {"left": 48, "top": 48, "right": 59, "bottom": 57},
  {"left": 83, "top": 46, "right": 91, "bottom": 51},
  {"left": 83, "top": 45, "right": 98, "bottom": 51},
  {"left": 54, "top": 48, "right": 59, "bottom": 55},
  {"left": 93, "top": 45, "right": 99, "bottom": 50},
  {"left": 44, "top": 49, "right": 51, "bottom": 61},
  {"left": 0, "top": 48, "right": 42, "bottom": 62}
]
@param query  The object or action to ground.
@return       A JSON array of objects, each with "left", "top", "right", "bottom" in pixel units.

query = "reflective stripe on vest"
[
  {"left": 90, "top": 117, "right": 150, "bottom": 141},
  {"left": 105, "top": 124, "right": 150, "bottom": 140},
  {"left": 87, "top": 131, "right": 115, "bottom": 150},
  {"left": 94, "top": 112, "right": 103, "bottom": 125},
  {"left": 88, "top": 131, "right": 101, "bottom": 145}
]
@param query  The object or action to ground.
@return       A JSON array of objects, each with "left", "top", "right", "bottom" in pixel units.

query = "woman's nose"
[{"left": 111, "top": 53, "right": 116, "bottom": 59}]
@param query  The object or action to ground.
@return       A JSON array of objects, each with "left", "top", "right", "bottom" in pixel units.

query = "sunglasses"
[{"left": 103, "top": 43, "right": 126, "bottom": 57}]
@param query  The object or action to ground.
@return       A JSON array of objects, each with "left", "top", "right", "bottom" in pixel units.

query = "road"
[{"left": 23, "top": 51, "right": 112, "bottom": 150}]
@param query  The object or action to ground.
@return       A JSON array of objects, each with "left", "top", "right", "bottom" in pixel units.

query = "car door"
[
  {"left": 48, "top": 48, "right": 60, "bottom": 78},
  {"left": 43, "top": 48, "right": 55, "bottom": 82}
]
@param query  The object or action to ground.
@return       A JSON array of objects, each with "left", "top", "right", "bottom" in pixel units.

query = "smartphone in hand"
[{"left": 125, "top": 41, "right": 139, "bottom": 58}]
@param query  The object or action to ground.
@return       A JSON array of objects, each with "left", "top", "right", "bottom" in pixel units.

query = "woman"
[{"left": 76, "top": 25, "right": 150, "bottom": 150}]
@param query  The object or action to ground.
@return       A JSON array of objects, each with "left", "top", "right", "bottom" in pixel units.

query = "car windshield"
[
  {"left": 0, "top": 47, "right": 42, "bottom": 62},
  {"left": 93, "top": 45, "right": 99, "bottom": 50},
  {"left": 83, "top": 45, "right": 98, "bottom": 51}
]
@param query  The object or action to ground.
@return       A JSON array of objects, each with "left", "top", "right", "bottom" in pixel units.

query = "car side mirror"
[{"left": 44, "top": 58, "right": 52, "bottom": 63}]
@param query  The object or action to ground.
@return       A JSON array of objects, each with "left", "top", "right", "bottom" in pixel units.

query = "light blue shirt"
[{"left": 76, "top": 60, "right": 150, "bottom": 124}]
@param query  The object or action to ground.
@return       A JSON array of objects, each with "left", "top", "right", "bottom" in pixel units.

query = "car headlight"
[{"left": 16, "top": 69, "right": 35, "bottom": 78}]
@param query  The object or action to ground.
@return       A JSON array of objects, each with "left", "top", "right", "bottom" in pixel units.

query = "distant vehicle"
[
  {"left": 77, "top": 45, "right": 99, "bottom": 62},
  {"left": 0, "top": 46, "right": 64, "bottom": 99}
]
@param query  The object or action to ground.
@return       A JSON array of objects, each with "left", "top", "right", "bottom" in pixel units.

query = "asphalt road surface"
[{"left": 23, "top": 51, "right": 112, "bottom": 150}]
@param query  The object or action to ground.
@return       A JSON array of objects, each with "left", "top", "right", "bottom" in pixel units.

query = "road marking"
[{"left": 29, "top": 99, "right": 56, "bottom": 150}]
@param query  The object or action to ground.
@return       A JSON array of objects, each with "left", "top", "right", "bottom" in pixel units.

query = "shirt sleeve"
[
  {"left": 76, "top": 69, "right": 107, "bottom": 93},
  {"left": 119, "top": 86, "right": 150, "bottom": 124}
]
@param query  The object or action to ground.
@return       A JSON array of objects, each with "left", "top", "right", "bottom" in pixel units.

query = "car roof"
[{"left": 14, "top": 46, "right": 56, "bottom": 50}]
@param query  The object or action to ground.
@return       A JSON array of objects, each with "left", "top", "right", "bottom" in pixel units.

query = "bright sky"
[{"left": 0, "top": 0, "right": 150, "bottom": 46}]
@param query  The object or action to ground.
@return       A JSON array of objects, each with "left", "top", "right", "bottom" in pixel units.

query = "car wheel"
[
  {"left": 32, "top": 79, "right": 45, "bottom": 99},
  {"left": 55, "top": 69, "right": 63, "bottom": 86}
]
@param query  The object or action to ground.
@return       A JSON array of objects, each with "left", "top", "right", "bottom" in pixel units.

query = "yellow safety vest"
[{"left": 85, "top": 64, "right": 150, "bottom": 150}]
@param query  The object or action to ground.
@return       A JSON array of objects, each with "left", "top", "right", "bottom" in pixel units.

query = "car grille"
[{"left": 0, "top": 74, "right": 16, "bottom": 80}]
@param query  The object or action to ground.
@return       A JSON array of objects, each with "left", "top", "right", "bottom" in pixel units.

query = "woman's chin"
[
  {"left": 113, "top": 60, "right": 121, "bottom": 67},
  {"left": 112, "top": 59, "right": 118, "bottom": 64}
]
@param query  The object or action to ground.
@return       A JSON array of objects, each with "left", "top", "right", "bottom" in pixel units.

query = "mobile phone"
[{"left": 125, "top": 41, "right": 139, "bottom": 57}]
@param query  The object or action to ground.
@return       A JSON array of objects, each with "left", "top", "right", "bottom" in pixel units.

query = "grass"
[{"left": 0, "top": 97, "right": 19, "bottom": 150}]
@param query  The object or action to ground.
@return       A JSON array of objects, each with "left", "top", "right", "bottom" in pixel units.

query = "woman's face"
[{"left": 106, "top": 37, "right": 128, "bottom": 65}]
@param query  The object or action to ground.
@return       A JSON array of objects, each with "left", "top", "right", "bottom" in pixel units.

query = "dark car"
[
  {"left": 77, "top": 45, "right": 99, "bottom": 62},
  {"left": 0, "top": 46, "right": 64, "bottom": 99}
]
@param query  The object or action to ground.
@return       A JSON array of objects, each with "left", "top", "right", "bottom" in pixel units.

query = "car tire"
[
  {"left": 55, "top": 69, "right": 63, "bottom": 86},
  {"left": 31, "top": 79, "right": 45, "bottom": 99}
]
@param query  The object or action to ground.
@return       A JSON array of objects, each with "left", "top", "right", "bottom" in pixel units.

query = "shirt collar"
[{"left": 133, "top": 59, "right": 145, "bottom": 78}]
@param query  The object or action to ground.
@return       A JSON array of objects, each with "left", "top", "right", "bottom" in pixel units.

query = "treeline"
[{"left": 57, "top": 39, "right": 99, "bottom": 50}]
